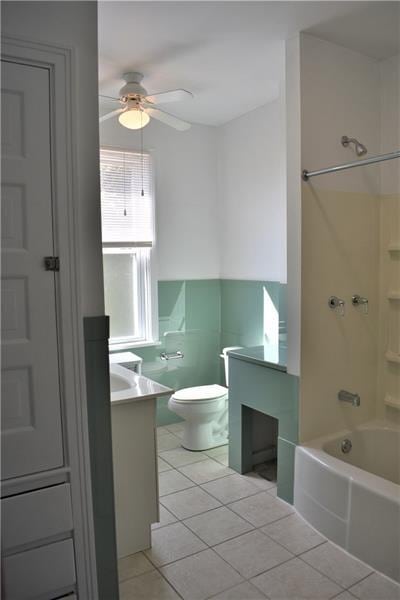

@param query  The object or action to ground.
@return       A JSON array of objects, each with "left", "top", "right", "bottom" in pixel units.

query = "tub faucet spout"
[{"left": 338, "top": 389, "right": 360, "bottom": 407}]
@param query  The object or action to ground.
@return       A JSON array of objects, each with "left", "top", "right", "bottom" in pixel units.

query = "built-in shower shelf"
[
  {"left": 384, "top": 395, "right": 400, "bottom": 410},
  {"left": 388, "top": 243, "right": 400, "bottom": 253},
  {"left": 387, "top": 291, "right": 400, "bottom": 300},
  {"left": 385, "top": 351, "right": 400, "bottom": 364}
]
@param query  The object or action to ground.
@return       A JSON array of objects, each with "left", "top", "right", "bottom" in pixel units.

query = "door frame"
[{"left": 2, "top": 36, "right": 99, "bottom": 598}]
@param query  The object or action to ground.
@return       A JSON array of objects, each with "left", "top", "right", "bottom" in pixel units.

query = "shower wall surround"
[
  {"left": 287, "top": 34, "right": 400, "bottom": 441},
  {"left": 111, "top": 279, "right": 286, "bottom": 425},
  {"left": 377, "top": 54, "right": 400, "bottom": 423}
]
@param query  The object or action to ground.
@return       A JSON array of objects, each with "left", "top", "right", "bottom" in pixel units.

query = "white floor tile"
[
  {"left": 178, "top": 458, "right": 235, "bottom": 484},
  {"left": 251, "top": 557, "right": 342, "bottom": 599},
  {"left": 301, "top": 542, "right": 373, "bottom": 588},
  {"left": 158, "top": 469, "right": 195, "bottom": 497},
  {"left": 349, "top": 572, "right": 400, "bottom": 599},
  {"left": 158, "top": 457, "right": 174, "bottom": 473},
  {"left": 119, "top": 569, "right": 180, "bottom": 600},
  {"left": 333, "top": 592, "right": 357, "bottom": 600},
  {"left": 261, "top": 513, "right": 325, "bottom": 555},
  {"left": 157, "top": 432, "right": 182, "bottom": 452},
  {"left": 161, "top": 548, "right": 243, "bottom": 600},
  {"left": 145, "top": 522, "right": 207, "bottom": 567},
  {"left": 160, "top": 447, "right": 208, "bottom": 468},
  {"left": 151, "top": 505, "right": 178, "bottom": 530},
  {"left": 209, "top": 581, "right": 267, "bottom": 599},
  {"left": 204, "top": 445, "right": 229, "bottom": 460},
  {"left": 118, "top": 551, "right": 154, "bottom": 582},
  {"left": 184, "top": 506, "right": 254, "bottom": 546},
  {"left": 228, "top": 492, "right": 293, "bottom": 527},
  {"left": 213, "top": 529, "right": 292, "bottom": 579},
  {"left": 161, "top": 486, "right": 221, "bottom": 520},
  {"left": 267, "top": 485, "right": 278, "bottom": 497},
  {"left": 201, "top": 474, "right": 262, "bottom": 504},
  {"left": 165, "top": 422, "right": 185, "bottom": 434},
  {"left": 241, "top": 472, "right": 277, "bottom": 491},
  {"left": 157, "top": 426, "right": 171, "bottom": 437}
]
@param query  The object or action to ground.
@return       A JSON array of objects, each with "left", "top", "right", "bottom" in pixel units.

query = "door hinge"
[{"left": 44, "top": 256, "right": 60, "bottom": 271}]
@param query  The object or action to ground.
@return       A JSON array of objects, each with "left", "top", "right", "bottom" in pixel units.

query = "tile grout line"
[
  {"left": 149, "top": 474, "right": 297, "bottom": 590},
  {"left": 156, "top": 470, "right": 349, "bottom": 595},
  {"left": 295, "top": 551, "right": 369, "bottom": 593},
  {"left": 157, "top": 452, "right": 341, "bottom": 594},
  {"left": 135, "top": 433, "right": 394, "bottom": 599}
]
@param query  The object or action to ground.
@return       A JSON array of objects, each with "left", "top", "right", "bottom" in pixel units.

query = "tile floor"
[{"left": 118, "top": 423, "right": 400, "bottom": 600}]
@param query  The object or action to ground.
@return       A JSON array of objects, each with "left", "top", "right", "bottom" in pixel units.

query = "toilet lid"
[{"left": 173, "top": 384, "right": 228, "bottom": 402}]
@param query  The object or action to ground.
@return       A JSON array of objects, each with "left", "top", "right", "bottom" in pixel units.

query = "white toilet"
[{"left": 168, "top": 347, "right": 239, "bottom": 451}]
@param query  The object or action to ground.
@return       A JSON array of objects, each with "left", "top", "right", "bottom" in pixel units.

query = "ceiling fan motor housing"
[{"left": 119, "top": 72, "right": 148, "bottom": 100}]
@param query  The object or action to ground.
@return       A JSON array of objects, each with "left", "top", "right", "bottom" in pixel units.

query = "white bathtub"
[{"left": 294, "top": 421, "right": 400, "bottom": 582}]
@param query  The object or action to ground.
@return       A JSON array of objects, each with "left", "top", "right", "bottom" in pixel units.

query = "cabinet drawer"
[
  {"left": 3, "top": 538, "right": 76, "bottom": 599},
  {"left": 1, "top": 483, "right": 73, "bottom": 552}
]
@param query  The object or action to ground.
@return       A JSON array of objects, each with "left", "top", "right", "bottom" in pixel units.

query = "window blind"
[{"left": 100, "top": 148, "right": 154, "bottom": 246}]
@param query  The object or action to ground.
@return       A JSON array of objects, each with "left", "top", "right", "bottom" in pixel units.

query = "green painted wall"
[
  {"left": 228, "top": 356, "right": 299, "bottom": 504},
  {"left": 84, "top": 316, "right": 119, "bottom": 600},
  {"left": 112, "top": 279, "right": 287, "bottom": 426}
]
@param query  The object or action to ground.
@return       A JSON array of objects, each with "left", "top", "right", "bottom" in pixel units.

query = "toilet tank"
[{"left": 221, "top": 347, "right": 242, "bottom": 386}]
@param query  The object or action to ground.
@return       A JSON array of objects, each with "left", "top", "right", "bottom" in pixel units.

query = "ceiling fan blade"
[
  {"left": 99, "top": 94, "right": 121, "bottom": 103},
  {"left": 99, "top": 108, "right": 124, "bottom": 123},
  {"left": 144, "top": 106, "right": 191, "bottom": 131},
  {"left": 145, "top": 89, "right": 193, "bottom": 105}
]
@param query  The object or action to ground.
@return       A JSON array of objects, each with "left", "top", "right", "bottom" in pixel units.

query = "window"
[{"left": 100, "top": 148, "right": 156, "bottom": 346}]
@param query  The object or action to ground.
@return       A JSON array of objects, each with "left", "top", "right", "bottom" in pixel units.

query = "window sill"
[{"left": 109, "top": 340, "right": 162, "bottom": 351}]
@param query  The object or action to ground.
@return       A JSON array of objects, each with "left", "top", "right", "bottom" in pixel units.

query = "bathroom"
[
  {"left": 1, "top": 2, "right": 399, "bottom": 600},
  {"left": 96, "top": 3, "right": 400, "bottom": 599}
]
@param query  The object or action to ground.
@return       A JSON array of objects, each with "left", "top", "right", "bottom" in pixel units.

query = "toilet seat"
[{"left": 172, "top": 384, "right": 228, "bottom": 403}]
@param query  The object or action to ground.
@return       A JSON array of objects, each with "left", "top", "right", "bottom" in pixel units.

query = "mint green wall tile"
[
  {"left": 185, "top": 279, "right": 221, "bottom": 332},
  {"left": 228, "top": 356, "right": 298, "bottom": 504},
  {"left": 221, "top": 280, "right": 281, "bottom": 348},
  {"left": 158, "top": 280, "right": 187, "bottom": 334},
  {"left": 277, "top": 438, "right": 296, "bottom": 504},
  {"left": 111, "top": 279, "right": 288, "bottom": 427}
]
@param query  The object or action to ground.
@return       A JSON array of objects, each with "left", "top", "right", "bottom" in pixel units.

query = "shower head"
[{"left": 341, "top": 135, "right": 368, "bottom": 157}]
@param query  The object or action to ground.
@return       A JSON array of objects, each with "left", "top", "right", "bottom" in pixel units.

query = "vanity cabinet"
[{"left": 110, "top": 364, "right": 172, "bottom": 557}]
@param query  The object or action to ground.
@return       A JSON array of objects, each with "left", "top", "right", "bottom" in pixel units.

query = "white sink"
[
  {"left": 110, "top": 371, "right": 137, "bottom": 393},
  {"left": 110, "top": 363, "right": 172, "bottom": 406}
]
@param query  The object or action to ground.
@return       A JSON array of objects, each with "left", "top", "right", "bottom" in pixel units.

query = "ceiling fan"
[{"left": 99, "top": 72, "right": 193, "bottom": 131}]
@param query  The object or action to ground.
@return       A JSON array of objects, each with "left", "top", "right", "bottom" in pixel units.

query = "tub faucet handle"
[
  {"left": 328, "top": 296, "right": 345, "bottom": 316},
  {"left": 352, "top": 294, "right": 368, "bottom": 314}
]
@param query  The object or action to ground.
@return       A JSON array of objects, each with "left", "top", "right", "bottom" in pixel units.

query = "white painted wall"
[
  {"left": 300, "top": 34, "right": 380, "bottom": 196},
  {"left": 100, "top": 118, "right": 220, "bottom": 280},
  {"left": 217, "top": 97, "right": 287, "bottom": 282},
  {"left": 101, "top": 97, "right": 288, "bottom": 284},
  {"left": 2, "top": 1, "right": 104, "bottom": 316}
]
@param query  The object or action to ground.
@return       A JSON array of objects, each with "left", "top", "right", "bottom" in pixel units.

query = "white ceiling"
[{"left": 98, "top": 1, "right": 400, "bottom": 126}]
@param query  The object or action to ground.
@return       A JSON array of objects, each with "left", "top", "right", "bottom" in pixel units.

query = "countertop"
[
  {"left": 228, "top": 344, "right": 287, "bottom": 372},
  {"left": 110, "top": 363, "right": 173, "bottom": 406}
]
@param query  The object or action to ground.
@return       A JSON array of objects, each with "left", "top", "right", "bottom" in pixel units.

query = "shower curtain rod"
[{"left": 302, "top": 149, "right": 400, "bottom": 181}]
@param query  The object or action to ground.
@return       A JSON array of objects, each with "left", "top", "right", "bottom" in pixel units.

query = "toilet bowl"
[{"left": 167, "top": 347, "right": 240, "bottom": 451}]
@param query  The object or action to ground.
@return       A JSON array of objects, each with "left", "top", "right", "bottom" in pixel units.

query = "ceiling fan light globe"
[{"left": 118, "top": 109, "right": 150, "bottom": 130}]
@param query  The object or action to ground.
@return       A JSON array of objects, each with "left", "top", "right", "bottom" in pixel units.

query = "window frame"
[{"left": 100, "top": 146, "right": 158, "bottom": 348}]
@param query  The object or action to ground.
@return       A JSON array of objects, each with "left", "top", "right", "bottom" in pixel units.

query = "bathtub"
[{"left": 294, "top": 421, "right": 400, "bottom": 582}]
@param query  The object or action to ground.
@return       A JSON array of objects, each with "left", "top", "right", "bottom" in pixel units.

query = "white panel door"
[{"left": 1, "top": 59, "right": 64, "bottom": 479}]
